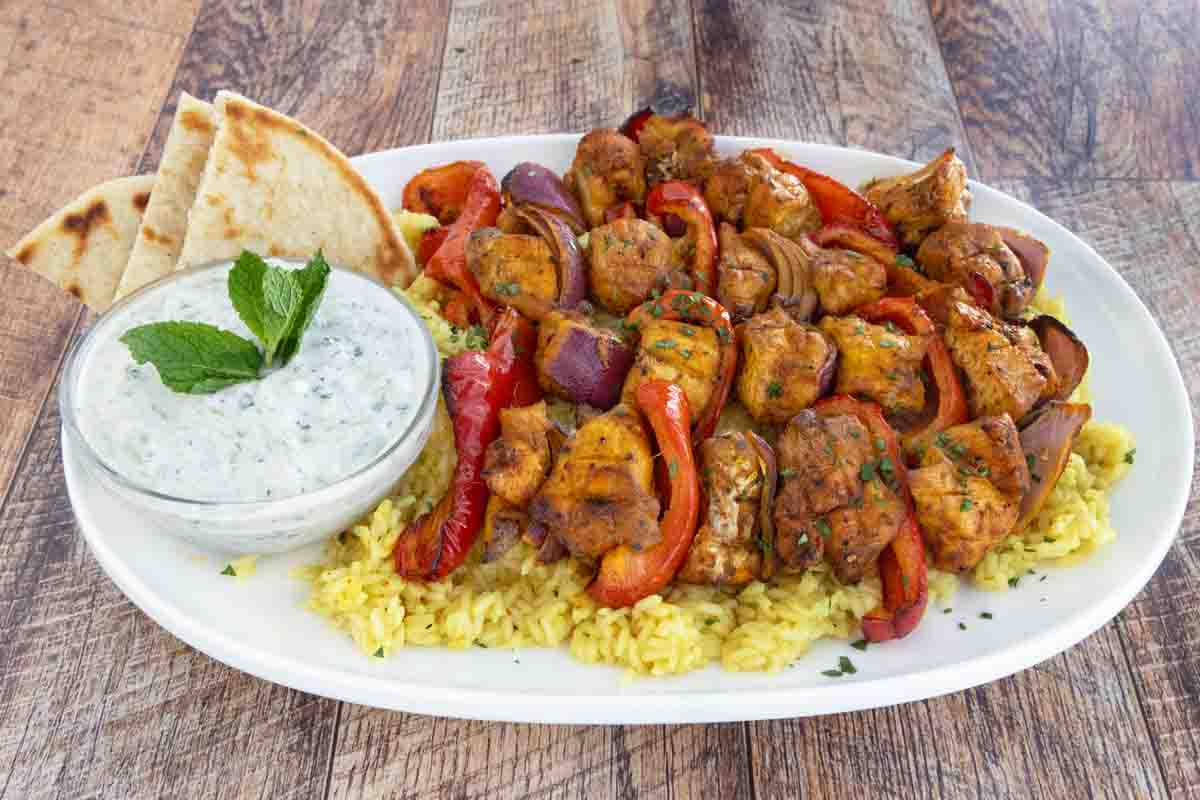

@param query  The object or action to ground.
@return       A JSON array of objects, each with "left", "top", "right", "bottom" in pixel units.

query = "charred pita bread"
[
  {"left": 116, "top": 93, "right": 216, "bottom": 300},
  {"left": 177, "top": 91, "right": 416, "bottom": 287},
  {"left": 6, "top": 175, "right": 154, "bottom": 311}
]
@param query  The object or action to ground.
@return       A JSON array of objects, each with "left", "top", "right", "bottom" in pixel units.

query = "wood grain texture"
[
  {"left": 693, "top": 0, "right": 972, "bottom": 166},
  {"left": 433, "top": 0, "right": 699, "bottom": 139},
  {"left": 0, "top": 0, "right": 198, "bottom": 511},
  {"left": 931, "top": 0, "right": 1200, "bottom": 180}
]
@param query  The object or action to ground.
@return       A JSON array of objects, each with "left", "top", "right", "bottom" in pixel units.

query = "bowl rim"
[{"left": 59, "top": 257, "right": 441, "bottom": 509}]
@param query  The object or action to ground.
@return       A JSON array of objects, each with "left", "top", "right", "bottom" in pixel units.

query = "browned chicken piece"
[
  {"left": 773, "top": 411, "right": 903, "bottom": 582},
  {"left": 482, "top": 401, "right": 558, "bottom": 507},
  {"left": 862, "top": 148, "right": 971, "bottom": 248},
  {"left": 717, "top": 222, "right": 777, "bottom": 322},
  {"left": 622, "top": 319, "right": 721, "bottom": 422},
  {"left": 917, "top": 222, "right": 1037, "bottom": 319},
  {"left": 736, "top": 307, "right": 836, "bottom": 424},
  {"left": 704, "top": 152, "right": 771, "bottom": 225},
  {"left": 588, "top": 218, "right": 679, "bottom": 314},
  {"left": 810, "top": 247, "right": 887, "bottom": 315},
  {"left": 481, "top": 495, "right": 529, "bottom": 562},
  {"left": 678, "top": 432, "right": 765, "bottom": 585},
  {"left": 639, "top": 113, "right": 716, "bottom": 186},
  {"left": 743, "top": 163, "right": 823, "bottom": 240},
  {"left": 818, "top": 315, "right": 929, "bottom": 416},
  {"left": 909, "top": 415, "right": 1031, "bottom": 572},
  {"left": 564, "top": 129, "right": 647, "bottom": 228},
  {"left": 467, "top": 228, "right": 557, "bottom": 320},
  {"left": 528, "top": 404, "right": 660, "bottom": 559},
  {"left": 944, "top": 301, "right": 1050, "bottom": 422}
]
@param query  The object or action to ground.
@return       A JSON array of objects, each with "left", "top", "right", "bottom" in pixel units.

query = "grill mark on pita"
[
  {"left": 141, "top": 225, "right": 173, "bottom": 246},
  {"left": 224, "top": 103, "right": 275, "bottom": 180},
  {"left": 65, "top": 283, "right": 81, "bottom": 299},
  {"left": 133, "top": 191, "right": 151, "bottom": 213},
  {"left": 179, "top": 109, "right": 215, "bottom": 135},
  {"left": 14, "top": 241, "right": 37, "bottom": 264},
  {"left": 61, "top": 200, "right": 112, "bottom": 257}
]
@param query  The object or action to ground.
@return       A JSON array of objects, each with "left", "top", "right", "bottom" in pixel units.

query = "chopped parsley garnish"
[
  {"left": 668, "top": 460, "right": 679, "bottom": 479},
  {"left": 851, "top": 639, "right": 868, "bottom": 651},
  {"left": 716, "top": 327, "right": 732, "bottom": 344},
  {"left": 653, "top": 338, "right": 676, "bottom": 350},
  {"left": 680, "top": 326, "right": 695, "bottom": 337},
  {"left": 942, "top": 607, "right": 953, "bottom": 614},
  {"left": 821, "top": 669, "right": 844, "bottom": 678},
  {"left": 859, "top": 461, "right": 876, "bottom": 482},
  {"left": 373, "top": 647, "right": 385, "bottom": 658},
  {"left": 756, "top": 536, "right": 773, "bottom": 555},
  {"left": 980, "top": 612, "right": 993, "bottom": 620},
  {"left": 1124, "top": 448, "right": 1136, "bottom": 465},
  {"left": 493, "top": 281, "right": 521, "bottom": 297},
  {"left": 705, "top": 618, "right": 718, "bottom": 626},
  {"left": 779, "top": 468, "right": 797, "bottom": 478},
  {"left": 958, "top": 622, "right": 967, "bottom": 631},
  {"left": 960, "top": 498, "right": 974, "bottom": 512},
  {"left": 815, "top": 518, "right": 833, "bottom": 539},
  {"left": 1008, "top": 576, "right": 1021, "bottom": 588},
  {"left": 767, "top": 381, "right": 784, "bottom": 398},
  {"left": 878, "top": 338, "right": 898, "bottom": 348},
  {"left": 838, "top": 656, "right": 857, "bottom": 675},
  {"left": 220, "top": 564, "right": 237, "bottom": 576}
]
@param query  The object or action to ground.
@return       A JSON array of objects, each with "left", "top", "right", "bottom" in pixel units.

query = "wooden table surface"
[{"left": 1, "top": 1, "right": 1197, "bottom": 798}]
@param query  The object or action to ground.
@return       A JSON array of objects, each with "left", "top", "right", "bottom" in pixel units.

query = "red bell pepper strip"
[
  {"left": 393, "top": 313, "right": 538, "bottom": 581},
  {"left": 424, "top": 167, "right": 501, "bottom": 325},
  {"left": 488, "top": 307, "right": 541, "bottom": 407},
  {"left": 644, "top": 181, "right": 718, "bottom": 297},
  {"left": 417, "top": 226, "right": 450, "bottom": 266},
  {"left": 855, "top": 297, "right": 968, "bottom": 457},
  {"left": 402, "top": 160, "right": 486, "bottom": 224},
  {"left": 626, "top": 290, "right": 737, "bottom": 444},
  {"left": 813, "top": 395, "right": 928, "bottom": 642},
  {"left": 588, "top": 381, "right": 702, "bottom": 608},
  {"left": 749, "top": 148, "right": 898, "bottom": 248}
]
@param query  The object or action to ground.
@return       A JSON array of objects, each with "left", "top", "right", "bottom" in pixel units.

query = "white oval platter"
[{"left": 62, "top": 134, "right": 1193, "bottom": 724}]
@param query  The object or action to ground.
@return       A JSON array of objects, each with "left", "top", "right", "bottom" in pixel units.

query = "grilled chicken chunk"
[
  {"left": 588, "top": 218, "right": 679, "bottom": 314},
  {"left": 565, "top": 129, "right": 647, "bottom": 228},
  {"left": 638, "top": 113, "right": 716, "bottom": 186},
  {"left": 736, "top": 307, "right": 836, "bottom": 424},
  {"left": 622, "top": 319, "right": 721, "bottom": 422},
  {"left": 468, "top": 228, "right": 557, "bottom": 320},
  {"left": 482, "top": 401, "right": 559, "bottom": 506},
  {"left": 909, "top": 415, "right": 1030, "bottom": 572},
  {"left": 717, "top": 222, "right": 776, "bottom": 322},
  {"left": 704, "top": 152, "right": 772, "bottom": 225},
  {"left": 810, "top": 247, "right": 887, "bottom": 315},
  {"left": 528, "top": 405, "right": 660, "bottom": 558},
  {"left": 678, "top": 432, "right": 765, "bottom": 585},
  {"left": 862, "top": 148, "right": 971, "bottom": 248},
  {"left": 743, "top": 162, "right": 823, "bottom": 240},
  {"left": 944, "top": 301, "right": 1053, "bottom": 422},
  {"left": 482, "top": 495, "right": 529, "bottom": 562},
  {"left": 917, "top": 222, "right": 1037, "bottom": 319},
  {"left": 773, "top": 411, "right": 903, "bottom": 582},
  {"left": 818, "top": 315, "right": 929, "bottom": 416}
]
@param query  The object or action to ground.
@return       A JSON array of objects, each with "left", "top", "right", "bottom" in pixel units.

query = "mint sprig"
[{"left": 122, "top": 250, "right": 331, "bottom": 394}]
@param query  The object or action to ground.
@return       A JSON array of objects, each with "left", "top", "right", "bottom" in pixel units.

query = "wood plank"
[
  {"left": 325, "top": 4, "right": 753, "bottom": 799},
  {"left": 328, "top": 712, "right": 752, "bottom": 800},
  {"left": 931, "top": 0, "right": 1200, "bottom": 180},
  {"left": 693, "top": 0, "right": 972, "bottom": 166},
  {"left": 0, "top": 2, "right": 452, "bottom": 797},
  {"left": 0, "top": 0, "right": 198, "bottom": 502},
  {"left": 432, "top": 0, "right": 699, "bottom": 139}
]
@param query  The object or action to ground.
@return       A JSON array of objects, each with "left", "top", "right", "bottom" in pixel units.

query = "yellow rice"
[{"left": 297, "top": 286, "right": 1134, "bottom": 676}]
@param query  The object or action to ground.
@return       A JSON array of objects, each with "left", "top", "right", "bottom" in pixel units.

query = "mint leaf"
[
  {"left": 228, "top": 251, "right": 269, "bottom": 342},
  {"left": 273, "top": 252, "right": 331, "bottom": 366},
  {"left": 259, "top": 267, "right": 303, "bottom": 366},
  {"left": 120, "top": 321, "right": 263, "bottom": 394}
]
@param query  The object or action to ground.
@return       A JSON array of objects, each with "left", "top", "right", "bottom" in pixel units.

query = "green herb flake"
[
  {"left": 373, "top": 646, "right": 385, "bottom": 658},
  {"left": 767, "top": 381, "right": 784, "bottom": 398},
  {"left": 942, "top": 607, "right": 953, "bottom": 614},
  {"left": 895, "top": 254, "right": 916, "bottom": 268},
  {"left": 705, "top": 618, "right": 718, "bottom": 627},
  {"left": 960, "top": 498, "right": 974, "bottom": 512},
  {"left": 878, "top": 338, "right": 898, "bottom": 349},
  {"left": 221, "top": 564, "right": 237, "bottom": 576},
  {"left": 653, "top": 338, "right": 677, "bottom": 351},
  {"left": 1124, "top": 448, "right": 1136, "bottom": 465},
  {"left": 958, "top": 622, "right": 967, "bottom": 631},
  {"left": 838, "top": 656, "right": 857, "bottom": 675},
  {"left": 1008, "top": 576, "right": 1020, "bottom": 588},
  {"left": 850, "top": 639, "right": 868, "bottom": 651},
  {"left": 859, "top": 461, "right": 877, "bottom": 482},
  {"left": 716, "top": 327, "right": 732, "bottom": 344},
  {"left": 815, "top": 518, "right": 833, "bottom": 539},
  {"left": 980, "top": 612, "right": 993, "bottom": 620},
  {"left": 821, "top": 669, "right": 844, "bottom": 678},
  {"left": 668, "top": 460, "right": 679, "bottom": 480},
  {"left": 493, "top": 281, "right": 522, "bottom": 297},
  {"left": 779, "top": 468, "right": 797, "bottom": 478}
]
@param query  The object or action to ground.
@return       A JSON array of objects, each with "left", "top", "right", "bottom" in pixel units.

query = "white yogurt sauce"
[{"left": 75, "top": 262, "right": 428, "bottom": 503}]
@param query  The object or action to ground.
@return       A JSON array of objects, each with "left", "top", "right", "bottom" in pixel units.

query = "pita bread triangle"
[
  {"left": 177, "top": 91, "right": 416, "bottom": 287},
  {"left": 6, "top": 175, "right": 154, "bottom": 311},
  {"left": 116, "top": 93, "right": 216, "bottom": 301}
]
